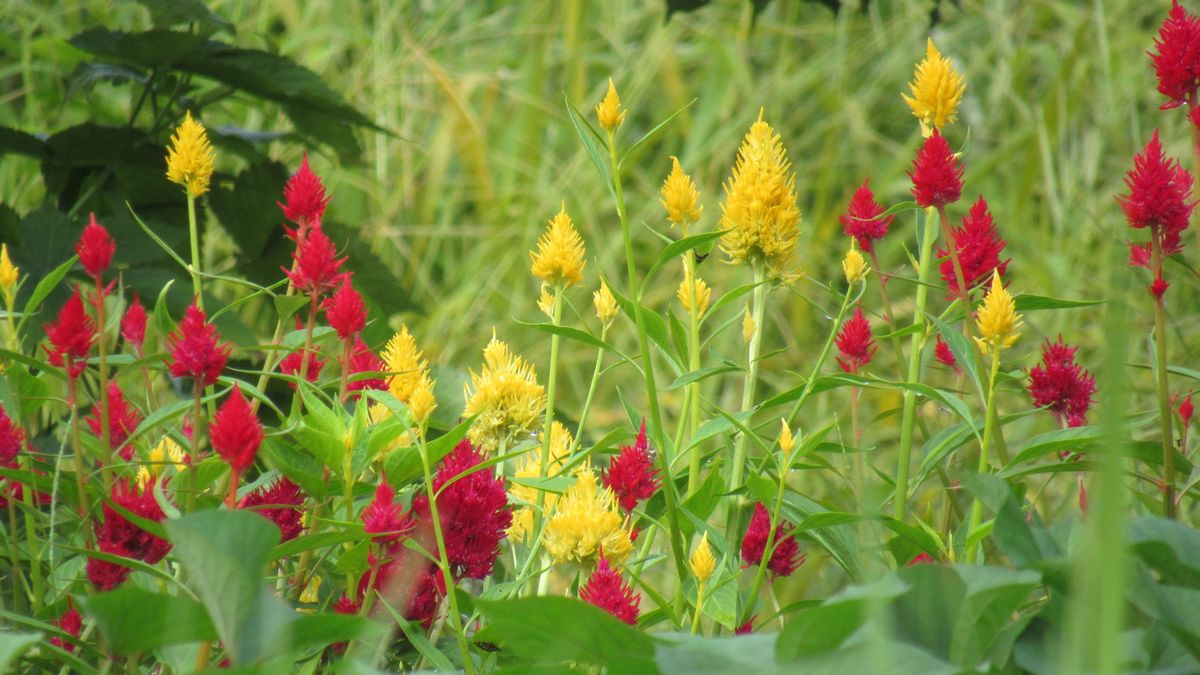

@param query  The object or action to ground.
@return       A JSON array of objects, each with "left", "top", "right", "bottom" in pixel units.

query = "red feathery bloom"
[
  {"left": 1028, "top": 337, "right": 1096, "bottom": 429},
  {"left": 121, "top": 294, "right": 147, "bottom": 350},
  {"left": 1150, "top": 275, "right": 1170, "bottom": 300},
  {"left": 362, "top": 481, "right": 414, "bottom": 547},
  {"left": 209, "top": 387, "right": 263, "bottom": 473},
  {"left": 602, "top": 420, "right": 660, "bottom": 512},
  {"left": 166, "top": 302, "right": 230, "bottom": 387},
  {"left": 1150, "top": 1, "right": 1200, "bottom": 110},
  {"left": 937, "top": 196, "right": 1010, "bottom": 298},
  {"left": 285, "top": 224, "right": 346, "bottom": 299},
  {"left": 579, "top": 556, "right": 640, "bottom": 625},
  {"left": 1118, "top": 131, "right": 1194, "bottom": 290},
  {"left": 279, "top": 349, "right": 325, "bottom": 388},
  {"left": 278, "top": 153, "right": 331, "bottom": 229},
  {"left": 95, "top": 478, "right": 171, "bottom": 565},
  {"left": 345, "top": 338, "right": 387, "bottom": 395},
  {"left": 87, "top": 544, "right": 132, "bottom": 591},
  {"left": 406, "top": 564, "right": 447, "bottom": 629},
  {"left": 839, "top": 179, "right": 894, "bottom": 253},
  {"left": 325, "top": 279, "right": 366, "bottom": 339},
  {"left": 907, "top": 552, "right": 936, "bottom": 566},
  {"left": 412, "top": 438, "right": 511, "bottom": 580},
  {"left": 356, "top": 558, "right": 446, "bottom": 629},
  {"left": 44, "top": 288, "right": 95, "bottom": 379},
  {"left": 76, "top": 212, "right": 116, "bottom": 278},
  {"left": 50, "top": 600, "right": 82, "bottom": 653},
  {"left": 741, "top": 502, "right": 803, "bottom": 577},
  {"left": 1180, "top": 393, "right": 1195, "bottom": 427},
  {"left": 934, "top": 335, "right": 958, "bottom": 371},
  {"left": 239, "top": 477, "right": 306, "bottom": 542},
  {"left": 735, "top": 619, "right": 755, "bottom": 635},
  {"left": 908, "top": 129, "right": 963, "bottom": 209},
  {"left": 86, "top": 383, "right": 143, "bottom": 461},
  {"left": 0, "top": 405, "right": 23, "bottom": 466},
  {"left": 835, "top": 306, "right": 876, "bottom": 374}
]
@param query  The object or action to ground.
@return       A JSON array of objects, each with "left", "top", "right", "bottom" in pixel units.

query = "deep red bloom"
[
  {"left": 279, "top": 349, "right": 325, "bottom": 388},
  {"left": 934, "top": 335, "right": 958, "bottom": 371},
  {"left": 86, "top": 383, "right": 143, "bottom": 461},
  {"left": 907, "top": 552, "right": 936, "bottom": 566},
  {"left": 1180, "top": 393, "right": 1195, "bottom": 427},
  {"left": 49, "top": 600, "right": 82, "bottom": 653},
  {"left": 1118, "top": 131, "right": 1194, "bottom": 296},
  {"left": 95, "top": 478, "right": 171, "bottom": 565},
  {"left": 325, "top": 279, "right": 366, "bottom": 339},
  {"left": 166, "top": 302, "right": 230, "bottom": 387},
  {"left": 835, "top": 306, "right": 876, "bottom": 374},
  {"left": 278, "top": 153, "right": 331, "bottom": 228},
  {"left": 76, "top": 212, "right": 116, "bottom": 278},
  {"left": 1150, "top": 1, "right": 1200, "bottom": 110},
  {"left": 121, "top": 294, "right": 147, "bottom": 350},
  {"left": 579, "top": 556, "right": 640, "bottom": 625},
  {"left": 0, "top": 405, "right": 23, "bottom": 466},
  {"left": 839, "top": 179, "right": 893, "bottom": 253},
  {"left": 285, "top": 224, "right": 346, "bottom": 299},
  {"left": 937, "top": 196, "right": 1009, "bottom": 298},
  {"left": 735, "top": 618, "right": 755, "bottom": 635},
  {"left": 741, "top": 502, "right": 803, "bottom": 577},
  {"left": 334, "top": 594, "right": 359, "bottom": 615},
  {"left": 209, "top": 387, "right": 263, "bottom": 472},
  {"left": 362, "top": 481, "right": 414, "bottom": 547},
  {"left": 602, "top": 420, "right": 660, "bottom": 512},
  {"left": 44, "top": 288, "right": 95, "bottom": 379},
  {"left": 405, "top": 564, "right": 447, "bottom": 629},
  {"left": 345, "top": 338, "right": 387, "bottom": 395},
  {"left": 87, "top": 547, "right": 132, "bottom": 592},
  {"left": 357, "top": 558, "right": 446, "bottom": 629},
  {"left": 908, "top": 129, "right": 963, "bottom": 209},
  {"left": 1150, "top": 275, "right": 1170, "bottom": 300},
  {"left": 239, "top": 477, "right": 306, "bottom": 542},
  {"left": 1027, "top": 337, "right": 1096, "bottom": 428}
]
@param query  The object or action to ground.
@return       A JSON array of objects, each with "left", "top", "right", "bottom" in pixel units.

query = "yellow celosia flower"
[
  {"left": 409, "top": 373, "right": 437, "bottom": 427},
  {"left": 778, "top": 419, "right": 795, "bottom": 457},
  {"left": 545, "top": 464, "right": 633, "bottom": 567},
  {"left": 509, "top": 421, "right": 573, "bottom": 543},
  {"left": 742, "top": 305, "right": 755, "bottom": 343},
  {"left": 689, "top": 532, "right": 716, "bottom": 583},
  {"left": 165, "top": 111, "right": 215, "bottom": 197},
  {"left": 973, "top": 270, "right": 1022, "bottom": 355},
  {"left": 530, "top": 205, "right": 586, "bottom": 288},
  {"left": 676, "top": 275, "right": 711, "bottom": 315},
  {"left": 463, "top": 333, "right": 546, "bottom": 451},
  {"left": 902, "top": 38, "right": 966, "bottom": 133},
  {"left": 538, "top": 289, "right": 555, "bottom": 318},
  {"left": 719, "top": 113, "right": 801, "bottom": 276},
  {"left": 299, "top": 575, "right": 322, "bottom": 613},
  {"left": 0, "top": 244, "right": 19, "bottom": 292},
  {"left": 148, "top": 436, "right": 186, "bottom": 473},
  {"left": 593, "top": 281, "right": 618, "bottom": 326},
  {"left": 135, "top": 466, "right": 151, "bottom": 489},
  {"left": 842, "top": 247, "right": 869, "bottom": 285},
  {"left": 382, "top": 325, "right": 428, "bottom": 405},
  {"left": 596, "top": 79, "right": 625, "bottom": 132},
  {"left": 661, "top": 156, "right": 702, "bottom": 227}
]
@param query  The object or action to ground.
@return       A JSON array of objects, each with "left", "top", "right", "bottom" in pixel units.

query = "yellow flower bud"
[
  {"left": 0, "top": 244, "right": 19, "bottom": 293},
  {"left": 409, "top": 374, "right": 437, "bottom": 427},
  {"left": 660, "top": 157, "right": 702, "bottom": 227},
  {"left": 689, "top": 532, "right": 716, "bottom": 584},
  {"left": 593, "top": 281, "right": 618, "bottom": 326},
  {"left": 742, "top": 305, "right": 755, "bottom": 344},
  {"left": 778, "top": 419, "right": 795, "bottom": 457},
  {"left": 973, "top": 270, "right": 1022, "bottom": 356},
  {"left": 165, "top": 111, "right": 215, "bottom": 197},
  {"left": 842, "top": 247, "right": 869, "bottom": 285},
  {"left": 596, "top": 78, "right": 626, "bottom": 132},
  {"left": 676, "top": 275, "right": 711, "bottom": 315}
]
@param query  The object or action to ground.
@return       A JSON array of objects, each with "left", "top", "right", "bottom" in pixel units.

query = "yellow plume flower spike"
[
  {"left": 661, "top": 156, "right": 702, "bottom": 227},
  {"left": 842, "top": 246, "right": 869, "bottom": 285},
  {"left": 463, "top": 333, "right": 546, "bottom": 451},
  {"left": 544, "top": 464, "right": 633, "bottom": 567},
  {"left": 409, "top": 373, "right": 437, "bottom": 427},
  {"left": 165, "top": 111, "right": 215, "bottom": 197},
  {"left": 778, "top": 419, "right": 795, "bottom": 457},
  {"left": 0, "top": 244, "right": 19, "bottom": 292},
  {"left": 299, "top": 575, "right": 322, "bottom": 612},
  {"left": 593, "top": 281, "right": 618, "bottom": 326},
  {"left": 676, "top": 275, "right": 711, "bottom": 315},
  {"left": 973, "top": 270, "right": 1022, "bottom": 355},
  {"left": 382, "top": 325, "right": 428, "bottom": 405},
  {"left": 148, "top": 436, "right": 185, "bottom": 474},
  {"left": 596, "top": 78, "right": 626, "bottom": 132},
  {"left": 742, "top": 304, "right": 756, "bottom": 344},
  {"left": 902, "top": 38, "right": 966, "bottom": 131},
  {"left": 135, "top": 466, "right": 151, "bottom": 490},
  {"left": 690, "top": 532, "right": 717, "bottom": 583},
  {"left": 509, "top": 421, "right": 573, "bottom": 542},
  {"left": 719, "top": 114, "right": 801, "bottom": 276},
  {"left": 530, "top": 205, "right": 587, "bottom": 288}
]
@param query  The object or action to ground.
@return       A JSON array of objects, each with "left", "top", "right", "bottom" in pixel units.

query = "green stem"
[
  {"left": 67, "top": 378, "right": 90, "bottom": 522},
  {"left": 965, "top": 347, "right": 1001, "bottom": 563},
  {"left": 1151, "top": 233, "right": 1176, "bottom": 519},
  {"left": 293, "top": 296, "right": 319, "bottom": 416},
  {"left": 529, "top": 285, "right": 564, "bottom": 594},
  {"left": 7, "top": 503, "right": 24, "bottom": 612},
  {"left": 186, "top": 194, "right": 203, "bottom": 310},
  {"left": 186, "top": 381, "right": 203, "bottom": 513},
  {"left": 572, "top": 324, "right": 608, "bottom": 450},
  {"left": 741, "top": 445, "right": 790, "bottom": 625},
  {"left": 94, "top": 277, "right": 112, "bottom": 491},
  {"left": 20, "top": 453, "right": 42, "bottom": 612},
  {"left": 728, "top": 263, "right": 766, "bottom": 526},
  {"left": 690, "top": 581, "right": 706, "bottom": 635},
  {"left": 685, "top": 253, "right": 703, "bottom": 496}
]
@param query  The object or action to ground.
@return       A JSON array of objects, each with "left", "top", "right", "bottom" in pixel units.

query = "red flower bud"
[
  {"left": 839, "top": 179, "right": 893, "bottom": 253},
  {"left": 908, "top": 129, "right": 963, "bottom": 209},
  {"left": 325, "top": 278, "right": 365, "bottom": 339},
  {"left": 44, "top": 288, "right": 95, "bottom": 380},
  {"left": 76, "top": 213, "right": 116, "bottom": 278},
  {"left": 209, "top": 387, "right": 263, "bottom": 472},
  {"left": 121, "top": 294, "right": 147, "bottom": 350},
  {"left": 278, "top": 153, "right": 330, "bottom": 228},
  {"left": 579, "top": 556, "right": 640, "bottom": 625},
  {"left": 166, "top": 302, "right": 230, "bottom": 387},
  {"left": 601, "top": 420, "right": 660, "bottom": 512},
  {"left": 284, "top": 224, "right": 346, "bottom": 299},
  {"left": 835, "top": 306, "right": 876, "bottom": 374}
]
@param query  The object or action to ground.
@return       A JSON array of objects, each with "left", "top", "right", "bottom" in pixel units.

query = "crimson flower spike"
[
  {"left": 834, "top": 306, "right": 876, "bottom": 374},
  {"left": 740, "top": 502, "right": 803, "bottom": 577},
  {"left": 284, "top": 224, "right": 346, "bottom": 301},
  {"left": 325, "top": 277, "right": 366, "bottom": 339},
  {"left": 44, "top": 288, "right": 95, "bottom": 381},
  {"left": 210, "top": 386, "right": 264, "bottom": 507},
  {"left": 76, "top": 212, "right": 116, "bottom": 280},
  {"left": 278, "top": 153, "right": 331, "bottom": 237},
  {"left": 839, "top": 179, "right": 894, "bottom": 253},
  {"left": 1150, "top": 1, "right": 1200, "bottom": 113},
  {"left": 579, "top": 556, "right": 641, "bottom": 625},
  {"left": 166, "top": 301, "right": 231, "bottom": 387},
  {"left": 1027, "top": 337, "right": 1096, "bottom": 429},
  {"left": 937, "top": 196, "right": 1010, "bottom": 299},
  {"left": 121, "top": 294, "right": 147, "bottom": 353},
  {"left": 1118, "top": 129, "right": 1194, "bottom": 299},
  {"left": 602, "top": 420, "right": 660, "bottom": 513},
  {"left": 908, "top": 128, "right": 963, "bottom": 210}
]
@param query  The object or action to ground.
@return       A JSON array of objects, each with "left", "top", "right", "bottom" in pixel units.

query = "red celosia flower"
[
  {"left": 76, "top": 212, "right": 116, "bottom": 278},
  {"left": 907, "top": 552, "right": 936, "bottom": 566},
  {"left": 740, "top": 502, "right": 803, "bottom": 577},
  {"left": 87, "top": 547, "right": 132, "bottom": 591},
  {"left": 1150, "top": 1, "right": 1200, "bottom": 110},
  {"left": 602, "top": 420, "right": 660, "bottom": 513},
  {"left": 357, "top": 558, "right": 446, "bottom": 629},
  {"left": 362, "top": 481, "right": 414, "bottom": 547},
  {"left": 279, "top": 349, "right": 325, "bottom": 388},
  {"left": 121, "top": 294, "right": 147, "bottom": 351},
  {"left": 937, "top": 196, "right": 1009, "bottom": 298},
  {"left": 1118, "top": 131, "right": 1194, "bottom": 297},
  {"left": 285, "top": 224, "right": 346, "bottom": 299},
  {"left": 1150, "top": 275, "right": 1170, "bottom": 300},
  {"left": 334, "top": 594, "right": 359, "bottom": 615},
  {"left": 325, "top": 278, "right": 366, "bottom": 339},
  {"left": 1027, "top": 337, "right": 1096, "bottom": 428},
  {"left": 345, "top": 338, "right": 387, "bottom": 395},
  {"left": 86, "top": 382, "right": 143, "bottom": 461},
  {"left": 50, "top": 600, "right": 82, "bottom": 653},
  {"left": 209, "top": 387, "right": 263, "bottom": 473},
  {"left": 405, "top": 564, "right": 447, "bottom": 629},
  {"left": 95, "top": 478, "right": 171, "bottom": 565},
  {"left": 278, "top": 153, "right": 331, "bottom": 229},
  {"left": 835, "top": 306, "right": 876, "bottom": 374},
  {"left": 0, "top": 405, "right": 23, "bottom": 466},
  {"left": 908, "top": 129, "right": 963, "bottom": 209},
  {"left": 412, "top": 438, "right": 511, "bottom": 580},
  {"left": 166, "top": 302, "right": 231, "bottom": 387},
  {"left": 1180, "top": 393, "right": 1195, "bottom": 427},
  {"left": 239, "top": 477, "right": 306, "bottom": 542},
  {"left": 839, "top": 179, "right": 894, "bottom": 253},
  {"left": 44, "top": 288, "right": 95, "bottom": 379},
  {"left": 579, "top": 556, "right": 640, "bottom": 625},
  {"left": 735, "top": 618, "right": 755, "bottom": 635},
  {"left": 934, "top": 335, "right": 958, "bottom": 371}
]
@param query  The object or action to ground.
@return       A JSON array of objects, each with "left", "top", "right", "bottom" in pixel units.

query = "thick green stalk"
[
  {"left": 1150, "top": 233, "right": 1176, "bottom": 519},
  {"left": 965, "top": 347, "right": 1001, "bottom": 563},
  {"left": 186, "top": 194, "right": 203, "bottom": 310},
  {"left": 685, "top": 255, "right": 704, "bottom": 495},
  {"left": 20, "top": 453, "right": 43, "bottom": 612},
  {"left": 94, "top": 278, "right": 112, "bottom": 480},
  {"left": 7, "top": 503, "right": 23, "bottom": 611},
  {"left": 728, "top": 263, "right": 766, "bottom": 505},
  {"left": 690, "top": 580, "right": 706, "bottom": 635},
  {"left": 186, "top": 381, "right": 203, "bottom": 513}
]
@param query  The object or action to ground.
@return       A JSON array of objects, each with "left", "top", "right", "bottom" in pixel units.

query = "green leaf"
[
  {"left": 0, "top": 631, "right": 42, "bottom": 672},
  {"left": 81, "top": 587, "right": 216, "bottom": 654},
  {"left": 665, "top": 365, "right": 739, "bottom": 391},
  {"left": 619, "top": 98, "right": 696, "bottom": 167},
  {"left": 644, "top": 230, "right": 727, "bottom": 286},
  {"left": 0, "top": 126, "right": 48, "bottom": 159},
  {"left": 516, "top": 320, "right": 630, "bottom": 362},
  {"left": 1008, "top": 425, "right": 1107, "bottom": 466},
  {"left": 776, "top": 575, "right": 908, "bottom": 661},
  {"left": 1129, "top": 517, "right": 1200, "bottom": 589},
  {"left": 20, "top": 255, "right": 76, "bottom": 322},
  {"left": 134, "top": 0, "right": 234, "bottom": 34},
  {"left": 928, "top": 313, "right": 982, "bottom": 401},
  {"left": 208, "top": 160, "right": 289, "bottom": 261},
  {"left": 655, "top": 633, "right": 782, "bottom": 674},
  {"left": 563, "top": 93, "right": 615, "bottom": 201},
  {"left": 1014, "top": 295, "right": 1104, "bottom": 311}
]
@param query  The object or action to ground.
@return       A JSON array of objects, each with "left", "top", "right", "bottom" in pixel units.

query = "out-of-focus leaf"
[
  {"left": 208, "top": 160, "right": 289, "bottom": 263},
  {"left": 133, "top": 0, "right": 234, "bottom": 34},
  {"left": 1129, "top": 517, "right": 1200, "bottom": 589},
  {"left": 81, "top": 587, "right": 216, "bottom": 654},
  {"left": 0, "top": 126, "right": 48, "bottom": 159},
  {"left": 0, "top": 632, "right": 43, "bottom": 672}
]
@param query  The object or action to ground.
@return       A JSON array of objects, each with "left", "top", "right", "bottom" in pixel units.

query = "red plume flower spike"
[
  {"left": 934, "top": 335, "right": 959, "bottom": 371},
  {"left": 602, "top": 420, "right": 660, "bottom": 512},
  {"left": 239, "top": 477, "right": 306, "bottom": 542},
  {"left": 741, "top": 502, "right": 803, "bottom": 577},
  {"left": 835, "top": 306, "right": 876, "bottom": 374},
  {"left": 345, "top": 337, "right": 387, "bottom": 396},
  {"left": 209, "top": 387, "right": 263, "bottom": 473},
  {"left": 1118, "top": 130, "right": 1194, "bottom": 298},
  {"left": 937, "top": 196, "right": 1009, "bottom": 298},
  {"left": 121, "top": 294, "right": 147, "bottom": 351},
  {"left": 50, "top": 600, "right": 82, "bottom": 653},
  {"left": 362, "top": 481, "right": 414, "bottom": 548},
  {"left": 839, "top": 179, "right": 893, "bottom": 253},
  {"left": 1027, "top": 337, "right": 1096, "bottom": 428},
  {"left": 166, "top": 302, "right": 230, "bottom": 387},
  {"left": 325, "top": 278, "right": 366, "bottom": 339},
  {"left": 279, "top": 349, "right": 325, "bottom": 388},
  {"left": 0, "top": 404, "right": 23, "bottom": 467},
  {"left": 908, "top": 128, "right": 963, "bottom": 209},
  {"left": 284, "top": 224, "right": 346, "bottom": 299},
  {"left": 76, "top": 212, "right": 116, "bottom": 279},
  {"left": 278, "top": 153, "right": 331, "bottom": 231},
  {"left": 579, "top": 556, "right": 641, "bottom": 625},
  {"left": 92, "top": 478, "right": 171, "bottom": 582},
  {"left": 86, "top": 382, "right": 143, "bottom": 461},
  {"left": 1150, "top": 1, "right": 1200, "bottom": 110},
  {"left": 45, "top": 288, "right": 95, "bottom": 380},
  {"left": 1180, "top": 393, "right": 1195, "bottom": 428}
]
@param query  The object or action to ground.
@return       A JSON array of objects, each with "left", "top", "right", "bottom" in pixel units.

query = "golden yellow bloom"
[
  {"left": 135, "top": 466, "right": 151, "bottom": 489},
  {"left": 902, "top": 38, "right": 966, "bottom": 132},
  {"left": 463, "top": 333, "right": 546, "bottom": 450},
  {"left": 593, "top": 281, "right": 618, "bottom": 325},
  {"left": 381, "top": 325, "right": 428, "bottom": 405},
  {"left": 676, "top": 275, "right": 711, "bottom": 315},
  {"left": 719, "top": 113, "right": 801, "bottom": 276},
  {"left": 742, "top": 305, "right": 755, "bottom": 343},
  {"left": 661, "top": 156, "right": 702, "bottom": 227},
  {"left": 299, "top": 576, "right": 322, "bottom": 613},
  {"left": 0, "top": 244, "right": 19, "bottom": 293},
  {"left": 778, "top": 419, "right": 795, "bottom": 457},
  {"left": 842, "top": 247, "right": 869, "bottom": 285},
  {"left": 165, "top": 111, "right": 215, "bottom": 197},
  {"left": 596, "top": 78, "right": 625, "bottom": 132},
  {"left": 409, "top": 373, "right": 437, "bottom": 427},
  {"left": 530, "top": 205, "right": 587, "bottom": 288},
  {"left": 973, "top": 270, "right": 1022, "bottom": 356},
  {"left": 545, "top": 464, "right": 633, "bottom": 567},
  {"left": 509, "top": 421, "right": 573, "bottom": 543},
  {"left": 148, "top": 436, "right": 186, "bottom": 473},
  {"left": 689, "top": 532, "right": 717, "bottom": 583}
]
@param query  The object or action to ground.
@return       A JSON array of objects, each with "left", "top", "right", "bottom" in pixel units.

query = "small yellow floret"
[
  {"left": 973, "top": 270, "right": 1022, "bottom": 356},
  {"left": 842, "top": 247, "right": 869, "bottom": 285},
  {"left": 676, "top": 275, "right": 711, "bottom": 315},
  {"left": 778, "top": 419, "right": 795, "bottom": 457},
  {"left": 661, "top": 157, "right": 703, "bottom": 227},
  {"left": 596, "top": 79, "right": 626, "bottom": 132},
  {"left": 382, "top": 326, "right": 428, "bottom": 405},
  {"left": 463, "top": 333, "right": 546, "bottom": 451},
  {"left": 545, "top": 464, "right": 633, "bottom": 567},
  {"left": 165, "top": 111, "right": 215, "bottom": 197},
  {"left": 593, "top": 281, "right": 618, "bottom": 326},
  {"left": 689, "top": 532, "right": 717, "bottom": 583},
  {"left": 0, "top": 244, "right": 19, "bottom": 292},
  {"left": 409, "top": 373, "right": 437, "bottom": 427}
]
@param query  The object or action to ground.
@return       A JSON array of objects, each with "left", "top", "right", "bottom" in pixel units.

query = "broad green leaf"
[
  {"left": 1129, "top": 517, "right": 1200, "bottom": 589},
  {"left": 0, "top": 631, "right": 42, "bottom": 672},
  {"left": 644, "top": 230, "right": 727, "bottom": 286},
  {"left": 664, "top": 366, "right": 739, "bottom": 391},
  {"left": 656, "top": 633, "right": 783, "bottom": 674},
  {"left": 82, "top": 587, "right": 216, "bottom": 654},
  {"left": 776, "top": 575, "right": 908, "bottom": 661}
]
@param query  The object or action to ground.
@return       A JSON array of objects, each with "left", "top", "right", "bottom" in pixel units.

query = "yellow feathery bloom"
[
  {"left": 463, "top": 334, "right": 546, "bottom": 450},
  {"left": 409, "top": 373, "right": 437, "bottom": 427},
  {"left": 596, "top": 78, "right": 625, "bottom": 132},
  {"left": 135, "top": 466, "right": 151, "bottom": 489},
  {"left": 148, "top": 436, "right": 186, "bottom": 474},
  {"left": 299, "top": 576, "right": 322, "bottom": 613},
  {"left": 902, "top": 38, "right": 966, "bottom": 133},
  {"left": 842, "top": 247, "right": 869, "bottom": 285},
  {"left": 538, "top": 288, "right": 555, "bottom": 318},
  {"left": 0, "top": 244, "right": 19, "bottom": 292},
  {"left": 593, "top": 281, "right": 618, "bottom": 325},
  {"left": 742, "top": 305, "right": 755, "bottom": 343},
  {"left": 689, "top": 532, "right": 717, "bottom": 583},
  {"left": 165, "top": 111, "right": 215, "bottom": 197},
  {"left": 778, "top": 419, "right": 795, "bottom": 457},
  {"left": 545, "top": 464, "right": 633, "bottom": 567},
  {"left": 973, "top": 270, "right": 1022, "bottom": 356},
  {"left": 530, "top": 205, "right": 587, "bottom": 288},
  {"left": 661, "top": 156, "right": 702, "bottom": 227},
  {"left": 719, "top": 113, "right": 801, "bottom": 276},
  {"left": 382, "top": 326, "right": 428, "bottom": 405},
  {"left": 509, "top": 421, "right": 574, "bottom": 543},
  {"left": 676, "top": 275, "right": 711, "bottom": 315}
]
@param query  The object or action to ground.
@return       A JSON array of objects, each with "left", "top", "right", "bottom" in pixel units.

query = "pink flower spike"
[
  {"left": 278, "top": 153, "right": 331, "bottom": 228},
  {"left": 76, "top": 212, "right": 116, "bottom": 279},
  {"left": 579, "top": 556, "right": 640, "bottom": 625},
  {"left": 325, "top": 278, "right": 366, "bottom": 339},
  {"left": 601, "top": 420, "right": 660, "bottom": 512},
  {"left": 121, "top": 294, "right": 147, "bottom": 350},
  {"left": 209, "top": 387, "right": 263, "bottom": 473},
  {"left": 839, "top": 179, "right": 893, "bottom": 253},
  {"left": 166, "top": 301, "right": 230, "bottom": 387}
]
